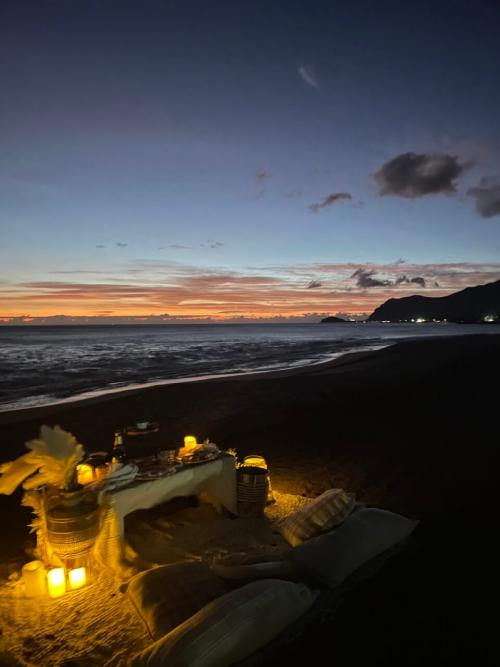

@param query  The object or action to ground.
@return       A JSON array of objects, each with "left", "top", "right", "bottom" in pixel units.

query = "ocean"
[{"left": 0, "top": 322, "right": 494, "bottom": 412}]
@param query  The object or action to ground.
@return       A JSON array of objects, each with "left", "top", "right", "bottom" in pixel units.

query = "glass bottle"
[{"left": 111, "top": 430, "right": 127, "bottom": 464}]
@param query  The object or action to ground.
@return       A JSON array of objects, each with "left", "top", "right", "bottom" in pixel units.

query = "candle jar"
[
  {"left": 47, "top": 568, "right": 66, "bottom": 598},
  {"left": 22, "top": 560, "right": 46, "bottom": 597}
]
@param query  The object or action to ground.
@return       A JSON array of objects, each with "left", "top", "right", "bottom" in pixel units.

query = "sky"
[{"left": 1, "top": 0, "right": 500, "bottom": 323}]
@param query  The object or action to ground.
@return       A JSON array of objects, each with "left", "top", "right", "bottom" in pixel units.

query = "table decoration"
[
  {"left": 22, "top": 560, "right": 47, "bottom": 597},
  {"left": 47, "top": 567, "right": 66, "bottom": 598}
]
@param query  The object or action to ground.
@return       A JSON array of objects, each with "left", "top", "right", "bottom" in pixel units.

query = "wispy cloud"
[
  {"left": 309, "top": 192, "right": 352, "bottom": 213},
  {"left": 2, "top": 261, "right": 499, "bottom": 320},
  {"left": 298, "top": 65, "right": 319, "bottom": 90},
  {"left": 200, "top": 240, "right": 224, "bottom": 249},
  {"left": 116, "top": 242, "right": 128, "bottom": 247}
]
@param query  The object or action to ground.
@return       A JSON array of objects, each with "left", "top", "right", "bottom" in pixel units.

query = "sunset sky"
[{"left": 1, "top": 0, "right": 500, "bottom": 323}]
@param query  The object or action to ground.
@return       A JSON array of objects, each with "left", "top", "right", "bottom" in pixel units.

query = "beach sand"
[{"left": 0, "top": 334, "right": 498, "bottom": 665}]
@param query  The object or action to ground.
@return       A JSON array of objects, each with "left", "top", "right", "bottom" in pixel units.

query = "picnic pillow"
[
  {"left": 211, "top": 554, "right": 296, "bottom": 583},
  {"left": 125, "top": 560, "right": 233, "bottom": 640},
  {"left": 285, "top": 507, "right": 418, "bottom": 589},
  {"left": 279, "top": 488, "right": 356, "bottom": 546},
  {"left": 130, "top": 579, "right": 318, "bottom": 667}
]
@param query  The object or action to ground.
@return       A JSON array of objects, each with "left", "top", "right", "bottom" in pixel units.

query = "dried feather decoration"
[{"left": 0, "top": 425, "right": 85, "bottom": 495}]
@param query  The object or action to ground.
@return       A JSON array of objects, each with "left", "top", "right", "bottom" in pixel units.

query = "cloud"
[
  {"left": 356, "top": 269, "right": 426, "bottom": 289},
  {"left": 200, "top": 240, "right": 224, "bottom": 249},
  {"left": 116, "top": 242, "right": 128, "bottom": 247},
  {"left": 256, "top": 169, "right": 271, "bottom": 184},
  {"left": 410, "top": 276, "right": 426, "bottom": 287},
  {"left": 309, "top": 192, "right": 352, "bottom": 213},
  {"left": 170, "top": 244, "right": 190, "bottom": 249},
  {"left": 298, "top": 65, "right": 319, "bottom": 90},
  {"left": 96, "top": 244, "right": 106, "bottom": 248},
  {"left": 374, "top": 152, "right": 467, "bottom": 198},
  {"left": 3, "top": 260, "right": 499, "bottom": 321},
  {"left": 352, "top": 268, "right": 392, "bottom": 288},
  {"left": 467, "top": 178, "right": 500, "bottom": 218}
]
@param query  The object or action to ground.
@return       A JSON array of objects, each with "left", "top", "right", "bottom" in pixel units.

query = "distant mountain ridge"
[{"left": 368, "top": 278, "right": 500, "bottom": 323}]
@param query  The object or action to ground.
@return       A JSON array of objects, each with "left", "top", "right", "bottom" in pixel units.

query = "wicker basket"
[{"left": 46, "top": 489, "right": 100, "bottom": 565}]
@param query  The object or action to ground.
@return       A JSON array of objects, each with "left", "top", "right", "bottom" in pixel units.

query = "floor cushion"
[
  {"left": 124, "top": 560, "right": 233, "bottom": 640},
  {"left": 279, "top": 488, "right": 356, "bottom": 546},
  {"left": 286, "top": 507, "right": 418, "bottom": 588},
  {"left": 130, "top": 579, "right": 318, "bottom": 666}
]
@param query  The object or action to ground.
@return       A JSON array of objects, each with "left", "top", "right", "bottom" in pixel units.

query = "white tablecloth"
[{"left": 93, "top": 454, "right": 236, "bottom": 576}]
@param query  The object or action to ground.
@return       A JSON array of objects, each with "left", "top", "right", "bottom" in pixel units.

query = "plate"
[{"left": 179, "top": 451, "right": 220, "bottom": 466}]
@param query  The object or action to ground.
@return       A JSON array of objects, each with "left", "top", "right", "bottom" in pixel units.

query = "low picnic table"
[{"left": 93, "top": 452, "right": 237, "bottom": 577}]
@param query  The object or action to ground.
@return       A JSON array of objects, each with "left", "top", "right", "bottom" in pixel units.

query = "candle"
[
  {"left": 47, "top": 568, "right": 66, "bottom": 598},
  {"left": 68, "top": 567, "right": 87, "bottom": 590},
  {"left": 184, "top": 435, "right": 197, "bottom": 451},
  {"left": 22, "top": 560, "right": 46, "bottom": 597},
  {"left": 76, "top": 463, "right": 95, "bottom": 486}
]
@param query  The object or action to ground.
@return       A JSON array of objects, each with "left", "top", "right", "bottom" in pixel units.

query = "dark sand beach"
[{"left": 1, "top": 334, "right": 498, "bottom": 664}]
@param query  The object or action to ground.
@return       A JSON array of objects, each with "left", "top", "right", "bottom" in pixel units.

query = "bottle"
[{"left": 111, "top": 430, "right": 127, "bottom": 464}]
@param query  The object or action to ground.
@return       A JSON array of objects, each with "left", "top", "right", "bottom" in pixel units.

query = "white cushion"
[
  {"left": 279, "top": 488, "right": 356, "bottom": 546},
  {"left": 124, "top": 561, "right": 233, "bottom": 640},
  {"left": 130, "top": 579, "right": 318, "bottom": 666},
  {"left": 286, "top": 507, "right": 418, "bottom": 588}
]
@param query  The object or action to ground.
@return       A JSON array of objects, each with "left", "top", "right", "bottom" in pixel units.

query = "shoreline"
[{"left": 0, "top": 344, "right": 386, "bottom": 425}]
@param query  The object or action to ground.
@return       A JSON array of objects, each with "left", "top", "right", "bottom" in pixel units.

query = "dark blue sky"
[{"left": 1, "top": 0, "right": 500, "bottom": 320}]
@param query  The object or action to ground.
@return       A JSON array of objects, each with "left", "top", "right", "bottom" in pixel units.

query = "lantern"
[{"left": 242, "top": 454, "right": 274, "bottom": 504}]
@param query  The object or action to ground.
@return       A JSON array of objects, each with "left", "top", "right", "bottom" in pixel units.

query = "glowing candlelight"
[
  {"left": 68, "top": 567, "right": 87, "bottom": 590},
  {"left": 242, "top": 454, "right": 268, "bottom": 469},
  {"left": 47, "top": 568, "right": 66, "bottom": 598},
  {"left": 22, "top": 560, "right": 46, "bottom": 597},
  {"left": 76, "top": 463, "right": 95, "bottom": 486},
  {"left": 184, "top": 435, "right": 197, "bottom": 451}
]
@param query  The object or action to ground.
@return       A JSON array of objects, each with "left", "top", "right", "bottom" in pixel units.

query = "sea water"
[{"left": 0, "top": 322, "right": 494, "bottom": 412}]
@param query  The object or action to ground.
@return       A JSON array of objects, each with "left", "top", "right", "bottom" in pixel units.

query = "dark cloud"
[
  {"left": 374, "top": 152, "right": 466, "bottom": 198},
  {"left": 357, "top": 270, "right": 426, "bottom": 289},
  {"left": 309, "top": 192, "right": 352, "bottom": 213},
  {"left": 96, "top": 244, "right": 106, "bottom": 248},
  {"left": 467, "top": 179, "right": 500, "bottom": 218},
  {"left": 395, "top": 258, "right": 406, "bottom": 264},
  {"left": 306, "top": 280, "right": 322, "bottom": 289},
  {"left": 410, "top": 276, "right": 426, "bottom": 287},
  {"left": 351, "top": 268, "right": 392, "bottom": 288},
  {"left": 170, "top": 244, "right": 189, "bottom": 249},
  {"left": 116, "top": 242, "right": 128, "bottom": 247}
]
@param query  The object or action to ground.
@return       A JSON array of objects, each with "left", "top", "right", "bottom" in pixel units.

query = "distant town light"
[
  {"left": 483, "top": 314, "right": 497, "bottom": 323},
  {"left": 415, "top": 317, "right": 426, "bottom": 323}
]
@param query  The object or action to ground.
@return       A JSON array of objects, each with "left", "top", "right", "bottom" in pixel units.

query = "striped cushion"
[
  {"left": 279, "top": 488, "right": 356, "bottom": 546},
  {"left": 130, "top": 579, "right": 318, "bottom": 667}
]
